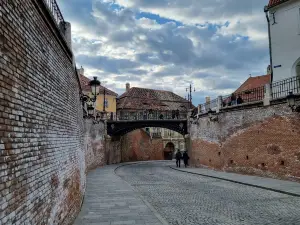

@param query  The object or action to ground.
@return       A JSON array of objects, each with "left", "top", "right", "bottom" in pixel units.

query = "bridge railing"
[
  {"left": 43, "top": 0, "right": 65, "bottom": 31},
  {"left": 118, "top": 111, "right": 187, "bottom": 121}
]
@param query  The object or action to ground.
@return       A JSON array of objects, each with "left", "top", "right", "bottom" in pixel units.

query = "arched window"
[{"left": 296, "top": 61, "right": 300, "bottom": 77}]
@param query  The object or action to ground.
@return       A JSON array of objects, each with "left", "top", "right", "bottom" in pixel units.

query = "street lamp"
[
  {"left": 287, "top": 92, "right": 296, "bottom": 108},
  {"left": 89, "top": 77, "right": 101, "bottom": 102},
  {"left": 287, "top": 92, "right": 300, "bottom": 112},
  {"left": 186, "top": 84, "right": 196, "bottom": 109},
  {"left": 87, "top": 104, "right": 95, "bottom": 117}
]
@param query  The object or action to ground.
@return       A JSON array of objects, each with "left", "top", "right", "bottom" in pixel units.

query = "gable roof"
[
  {"left": 79, "top": 75, "right": 118, "bottom": 96},
  {"left": 235, "top": 74, "right": 271, "bottom": 93},
  {"left": 117, "top": 87, "right": 193, "bottom": 111},
  {"left": 268, "top": 0, "right": 290, "bottom": 8}
]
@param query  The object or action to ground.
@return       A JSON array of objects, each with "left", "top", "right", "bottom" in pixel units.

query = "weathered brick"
[{"left": 190, "top": 102, "right": 300, "bottom": 181}]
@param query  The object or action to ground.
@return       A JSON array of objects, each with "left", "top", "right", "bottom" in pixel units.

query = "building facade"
[
  {"left": 117, "top": 83, "right": 190, "bottom": 159},
  {"left": 78, "top": 67, "right": 118, "bottom": 119},
  {"left": 117, "top": 83, "right": 191, "bottom": 120},
  {"left": 266, "top": 0, "right": 300, "bottom": 82}
]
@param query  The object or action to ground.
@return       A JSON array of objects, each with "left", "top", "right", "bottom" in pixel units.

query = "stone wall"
[
  {"left": 190, "top": 102, "right": 300, "bottom": 181},
  {"left": 83, "top": 120, "right": 105, "bottom": 171},
  {"left": 0, "top": 1, "right": 84, "bottom": 224},
  {"left": 121, "top": 129, "right": 164, "bottom": 162}
]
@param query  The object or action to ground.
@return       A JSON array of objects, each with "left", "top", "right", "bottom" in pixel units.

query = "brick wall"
[
  {"left": 0, "top": 1, "right": 85, "bottom": 224},
  {"left": 121, "top": 129, "right": 164, "bottom": 162},
  {"left": 190, "top": 102, "right": 300, "bottom": 181}
]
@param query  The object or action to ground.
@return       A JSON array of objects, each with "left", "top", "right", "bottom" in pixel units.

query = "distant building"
[
  {"left": 117, "top": 83, "right": 191, "bottom": 120},
  {"left": 146, "top": 127, "right": 186, "bottom": 159},
  {"left": 265, "top": 0, "right": 300, "bottom": 82},
  {"left": 117, "top": 83, "right": 191, "bottom": 159},
  {"left": 78, "top": 68, "right": 118, "bottom": 119},
  {"left": 235, "top": 74, "right": 271, "bottom": 93}
]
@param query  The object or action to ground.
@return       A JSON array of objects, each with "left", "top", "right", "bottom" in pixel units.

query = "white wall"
[{"left": 270, "top": 0, "right": 300, "bottom": 81}]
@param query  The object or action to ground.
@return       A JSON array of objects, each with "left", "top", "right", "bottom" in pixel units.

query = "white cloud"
[{"left": 58, "top": 0, "right": 270, "bottom": 104}]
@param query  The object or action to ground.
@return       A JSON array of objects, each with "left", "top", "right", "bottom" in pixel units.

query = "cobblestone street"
[{"left": 115, "top": 161, "right": 300, "bottom": 225}]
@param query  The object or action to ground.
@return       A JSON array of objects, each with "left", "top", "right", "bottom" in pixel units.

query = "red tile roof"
[
  {"left": 117, "top": 87, "right": 192, "bottom": 111},
  {"left": 79, "top": 75, "right": 118, "bottom": 96},
  {"left": 268, "top": 0, "right": 290, "bottom": 8},
  {"left": 235, "top": 74, "right": 271, "bottom": 93}
]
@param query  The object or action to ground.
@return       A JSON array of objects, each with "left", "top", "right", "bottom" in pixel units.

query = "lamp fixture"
[
  {"left": 89, "top": 76, "right": 101, "bottom": 102},
  {"left": 287, "top": 92, "right": 300, "bottom": 112},
  {"left": 87, "top": 104, "right": 95, "bottom": 117}
]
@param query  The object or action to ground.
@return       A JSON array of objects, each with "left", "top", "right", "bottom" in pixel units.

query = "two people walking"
[{"left": 175, "top": 150, "right": 189, "bottom": 168}]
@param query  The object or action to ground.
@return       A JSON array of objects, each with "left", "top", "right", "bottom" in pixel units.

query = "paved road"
[{"left": 116, "top": 161, "right": 300, "bottom": 225}]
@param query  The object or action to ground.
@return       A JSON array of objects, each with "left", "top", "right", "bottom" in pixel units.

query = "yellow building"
[{"left": 78, "top": 67, "right": 118, "bottom": 119}]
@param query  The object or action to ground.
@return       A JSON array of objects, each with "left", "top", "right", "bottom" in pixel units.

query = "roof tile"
[
  {"left": 117, "top": 87, "right": 193, "bottom": 111},
  {"left": 268, "top": 0, "right": 290, "bottom": 8},
  {"left": 235, "top": 74, "right": 271, "bottom": 93}
]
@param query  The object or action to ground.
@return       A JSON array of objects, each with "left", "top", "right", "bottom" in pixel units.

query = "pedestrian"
[
  {"left": 237, "top": 95, "right": 243, "bottom": 105},
  {"left": 172, "top": 110, "right": 175, "bottom": 119},
  {"left": 183, "top": 151, "right": 190, "bottom": 168},
  {"left": 175, "top": 109, "right": 180, "bottom": 119},
  {"left": 159, "top": 114, "right": 164, "bottom": 120},
  {"left": 230, "top": 93, "right": 237, "bottom": 106},
  {"left": 175, "top": 150, "right": 182, "bottom": 168}
]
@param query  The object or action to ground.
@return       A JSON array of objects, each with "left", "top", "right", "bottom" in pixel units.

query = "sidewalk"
[
  {"left": 170, "top": 166, "right": 300, "bottom": 197},
  {"left": 74, "top": 164, "right": 165, "bottom": 225}
]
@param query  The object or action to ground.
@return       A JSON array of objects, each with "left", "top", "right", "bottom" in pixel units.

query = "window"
[{"left": 104, "top": 98, "right": 109, "bottom": 108}]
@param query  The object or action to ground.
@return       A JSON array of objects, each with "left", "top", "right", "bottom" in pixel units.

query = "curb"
[{"left": 169, "top": 166, "right": 300, "bottom": 198}]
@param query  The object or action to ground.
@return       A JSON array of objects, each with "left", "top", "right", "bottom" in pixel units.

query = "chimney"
[
  {"left": 126, "top": 83, "right": 130, "bottom": 92},
  {"left": 77, "top": 66, "right": 84, "bottom": 75},
  {"left": 205, "top": 96, "right": 211, "bottom": 103}
]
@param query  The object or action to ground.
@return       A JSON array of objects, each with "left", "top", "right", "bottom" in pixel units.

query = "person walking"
[
  {"left": 183, "top": 151, "right": 190, "bottom": 168},
  {"left": 175, "top": 150, "right": 182, "bottom": 168}
]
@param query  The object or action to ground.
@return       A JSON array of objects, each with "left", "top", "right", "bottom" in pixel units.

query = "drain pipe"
[{"left": 264, "top": 5, "right": 274, "bottom": 83}]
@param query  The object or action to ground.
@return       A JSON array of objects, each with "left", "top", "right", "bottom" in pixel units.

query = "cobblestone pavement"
[
  {"left": 74, "top": 164, "right": 164, "bottom": 225},
  {"left": 115, "top": 161, "right": 300, "bottom": 225}
]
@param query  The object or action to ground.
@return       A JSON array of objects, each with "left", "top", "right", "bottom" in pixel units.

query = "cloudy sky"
[{"left": 57, "top": 0, "right": 270, "bottom": 104}]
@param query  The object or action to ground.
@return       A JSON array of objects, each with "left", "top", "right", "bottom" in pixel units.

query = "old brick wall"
[
  {"left": 83, "top": 120, "right": 105, "bottom": 171},
  {"left": 0, "top": 1, "right": 85, "bottom": 224},
  {"left": 190, "top": 102, "right": 300, "bottom": 181},
  {"left": 105, "top": 136, "right": 121, "bottom": 165},
  {"left": 121, "top": 129, "right": 164, "bottom": 162}
]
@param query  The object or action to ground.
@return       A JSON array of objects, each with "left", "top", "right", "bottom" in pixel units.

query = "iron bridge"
[{"left": 107, "top": 119, "right": 188, "bottom": 137}]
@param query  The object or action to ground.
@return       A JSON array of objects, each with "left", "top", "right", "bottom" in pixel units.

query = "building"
[
  {"left": 235, "top": 74, "right": 271, "bottom": 93},
  {"left": 117, "top": 83, "right": 191, "bottom": 159},
  {"left": 147, "top": 127, "right": 186, "bottom": 159},
  {"left": 117, "top": 83, "right": 191, "bottom": 120},
  {"left": 265, "top": 0, "right": 300, "bottom": 82},
  {"left": 78, "top": 67, "right": 118, "bottom": 119}
]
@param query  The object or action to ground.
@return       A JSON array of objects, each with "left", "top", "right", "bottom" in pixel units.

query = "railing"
[
  {"left": 43, "top": 0, "right": 65, "bottom": 29},
  {"left": 198, "top": 85, "right": 265, "bottom": 114},
  {"left": 199, "top": 98, "right": 218, "bottom": 113},
  {"left": 271, "top": 76, "right": 300, "bottom": 99},
  {"left": 223, "top": 86, "right": 265, "bottom": 107},
  {"left": 152, "top": 133, "right": 162, "bottom": 138},
  {"left": 118, "top": 111, "right": 187, "bottom": 121}
]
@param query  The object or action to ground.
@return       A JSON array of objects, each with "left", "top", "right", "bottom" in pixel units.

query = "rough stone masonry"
[{"left": 0, "top": 0, "right": 88, "bottom": 224}]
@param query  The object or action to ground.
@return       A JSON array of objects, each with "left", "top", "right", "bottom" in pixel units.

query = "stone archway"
[
  {"left": 291, "top": 58, "right": 300, "bottom": 94},
  {"left": 164, "top": 142, "right": 175, "bottom": 160}
]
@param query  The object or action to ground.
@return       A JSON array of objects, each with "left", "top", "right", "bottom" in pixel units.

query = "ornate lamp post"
[
  {"left": 287, "top": 92, "right": 300, "bottom": 112},
  {"left": 89, "top": 77, "right": 101, "bottom": 102},
  {"left": 186, "top": 84, "right": 196, "bottom": 109}
]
